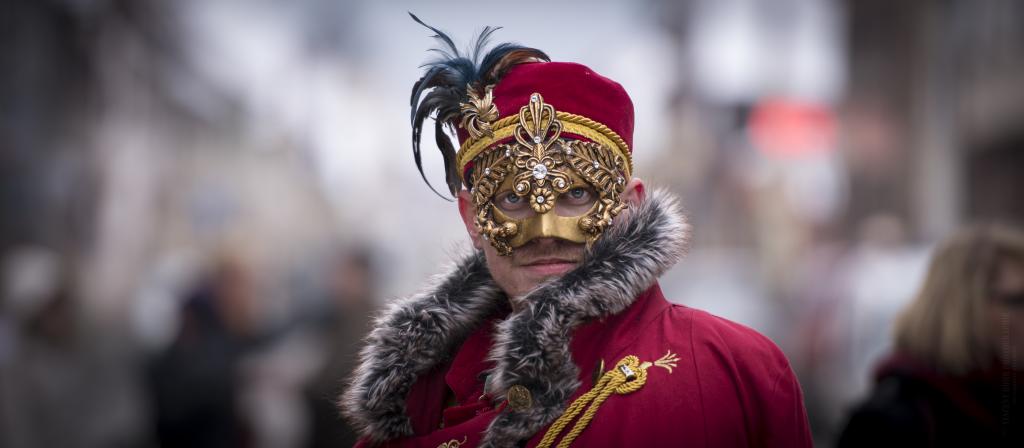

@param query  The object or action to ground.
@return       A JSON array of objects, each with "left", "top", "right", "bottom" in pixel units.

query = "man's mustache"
[{"left": 514, "top": 238, "right": 584, "bottom": 265}]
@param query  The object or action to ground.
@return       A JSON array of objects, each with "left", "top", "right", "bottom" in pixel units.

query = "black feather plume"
[{"left": 409, "top": 13, "right": 550, "bottom": 199}]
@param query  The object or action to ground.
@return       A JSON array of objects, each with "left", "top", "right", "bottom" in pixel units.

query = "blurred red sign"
[{"left": 749, "top": 99, "right": 836, "bottom": 158}]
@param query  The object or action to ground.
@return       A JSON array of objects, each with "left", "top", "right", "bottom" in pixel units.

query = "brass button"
[{"left": 506, "top": 385, "right": 532, "bottom": 411}]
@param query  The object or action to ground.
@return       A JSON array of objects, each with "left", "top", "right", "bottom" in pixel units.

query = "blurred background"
[{"left": 1, "top": 0, "right": 1021, "bottom": 446}]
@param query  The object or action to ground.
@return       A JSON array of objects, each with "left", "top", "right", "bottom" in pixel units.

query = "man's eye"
[
  {"left": 562, "top": 188, "right": 593, "bottom": 205},
  {"left": 497, "top": 192, "right": 528, "bottom": 211}
]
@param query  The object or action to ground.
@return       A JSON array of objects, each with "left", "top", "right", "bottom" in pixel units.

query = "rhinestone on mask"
[{"left": 532, "top": 164, "right": 548, "bottom": 179}]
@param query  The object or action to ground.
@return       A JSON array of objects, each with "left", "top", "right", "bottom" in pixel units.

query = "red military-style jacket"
[{"left": 343, "top": 193, "right": 812, "bottom": 448}]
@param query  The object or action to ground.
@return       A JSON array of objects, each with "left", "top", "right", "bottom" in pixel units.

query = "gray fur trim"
[
  {"left": 341, "top": 190, "right": 690, "bottom": 446},
  {"left": 340, "top": 252, "right": 503, "bottom": 444}
]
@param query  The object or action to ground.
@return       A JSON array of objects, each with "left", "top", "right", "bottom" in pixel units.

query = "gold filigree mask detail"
[
  {"left": 459, "top": 84, "right": 499, "bottom": 140},
  {"left": 468, "top": 93, "right": 630, "bottom": 256}
]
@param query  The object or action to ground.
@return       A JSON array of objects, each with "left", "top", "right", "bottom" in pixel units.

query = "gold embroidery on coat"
[
  {"left": 537, "top": 351, "right": 679, "bottom": 448},
  {"left": 436, "top": 436, "right": 468, "bottom": 448}
]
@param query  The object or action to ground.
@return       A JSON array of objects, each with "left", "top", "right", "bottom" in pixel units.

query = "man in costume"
[{"left": 341, "top": 16, "right": 813, "bottom": 448}]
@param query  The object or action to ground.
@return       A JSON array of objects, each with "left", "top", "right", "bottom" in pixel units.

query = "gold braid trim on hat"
[{"left": 457, "top": 111, "right": 633, "bottom": 182}]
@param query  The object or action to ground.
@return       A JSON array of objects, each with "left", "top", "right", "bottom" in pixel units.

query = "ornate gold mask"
[{"left": 465, "top": 92, "right": 632, "bottom": 255}]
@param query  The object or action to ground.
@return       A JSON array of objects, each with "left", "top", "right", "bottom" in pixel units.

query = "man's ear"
[
  {"left": 457, "top": 190, "right": 484, "bottom": 250},
  {"left": 621, "top": 177, "right": 646, "bottom": 206}
]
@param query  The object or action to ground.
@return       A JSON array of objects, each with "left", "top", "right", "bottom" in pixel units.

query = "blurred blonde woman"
[{"left": 838, "top": 224, "right": 1024, "bottom": 447}]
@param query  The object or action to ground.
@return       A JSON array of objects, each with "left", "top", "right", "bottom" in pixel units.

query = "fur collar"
[{"left": 341, "top": 190, "right": 690, "bottom": 447}]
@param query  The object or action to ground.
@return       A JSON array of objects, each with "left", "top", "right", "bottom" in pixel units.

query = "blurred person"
[
  {"left": 303, "top": 247, "right": 378, "bottom": 448},
  {"left": 837, "top": 225, "right": 1024, "bottom": 447},
  {"left": 0, "top": 252, "right": 149, "bottom": 448},
  {"left": 147, "top": 252, "right": 257, "bottom": 448},
  {"left": 340, "top": 16, "right": 812, "bottom": 447},
  {"left": 240, "top": 318, "right": 323, "bottom": 448},
  {"left": 792, "top": 213, "right": 929, "bottom": 441}
]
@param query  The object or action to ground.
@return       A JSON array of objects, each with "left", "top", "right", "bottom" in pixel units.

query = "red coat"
[
  {"left": 356, "top": 283, "right": 811, "bottom": 448},
  {"left": 344, "top": 193, "right": 811, "bottom": 448}
]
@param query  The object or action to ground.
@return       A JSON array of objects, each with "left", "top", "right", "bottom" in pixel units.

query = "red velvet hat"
[
  {"left": 454, "top": 62, "right": 635, "bottom": 181},
  {"left": 409, "top": 15, "right": 634, "bottom": 196},
  {"left": 455, "top": 62, "right": 633, "bottom": 149}
]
